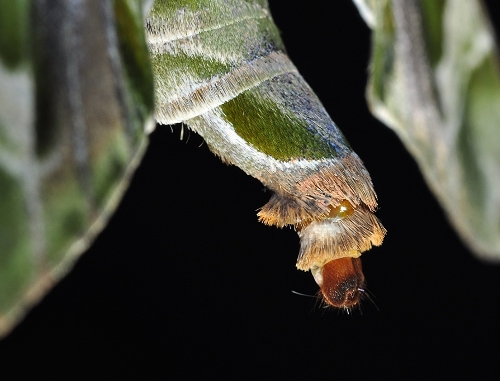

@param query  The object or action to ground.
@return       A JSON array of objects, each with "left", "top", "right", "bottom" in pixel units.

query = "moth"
[
  {"left": 0, "top": 0, "right": 384, "bottom": 337},
  {"left": 146, "top": 0, "right": 385, "bottom": 307}
]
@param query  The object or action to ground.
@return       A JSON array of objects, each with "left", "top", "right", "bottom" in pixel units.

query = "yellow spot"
[
  {"left": 327, "top": 200, "right": 354, "bottom": 219},
  {"left": 295, "top": 199, "right": 355, "bottom": 232}
]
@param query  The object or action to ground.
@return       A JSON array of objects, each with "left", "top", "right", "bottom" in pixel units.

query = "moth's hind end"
[{"left": 312, "top": 257, "right": 365, "bottom": 309}]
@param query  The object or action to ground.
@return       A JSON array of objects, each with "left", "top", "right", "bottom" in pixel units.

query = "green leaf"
[
  {"left": 0, "top": 0, "right": 154, "bottom": 337},
  {"left": 354, "top": 0, "right": 500, "bottom": 260}
]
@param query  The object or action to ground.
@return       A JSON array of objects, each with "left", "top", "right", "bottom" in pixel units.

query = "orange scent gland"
[
  {"left": 317, "top": 257, "right": 365, "bottom": 309},
  {"left": 327, "top": 199, "right": 354, "bottom": 220},
  {"left": 295, "top": 199, "right": 355, "bottom": 232}
]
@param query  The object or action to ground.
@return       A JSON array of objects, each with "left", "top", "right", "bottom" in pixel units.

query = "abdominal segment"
[
  {"left": 295, "top": 200, "right": 386, "bottom": 309},
  {"left": 311, "top": 257, "right": 365, "bottom": 308}
]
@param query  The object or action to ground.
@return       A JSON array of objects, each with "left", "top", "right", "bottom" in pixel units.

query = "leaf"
[
  {"left": 0, "top": 0, "right": 154, "bottom": 337},
  {"left": 354, "top": 0, "right": 500, "bottom": 260}
]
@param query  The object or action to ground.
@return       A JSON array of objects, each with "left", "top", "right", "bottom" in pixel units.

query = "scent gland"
[
  {"left": 296, "top": 199, "right": 354, "bottom": 232},
  {"left": 317, "top": 257, "right": 365, "bottom": 308}
]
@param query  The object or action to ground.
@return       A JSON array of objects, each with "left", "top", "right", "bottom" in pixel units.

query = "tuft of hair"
[
  {"left": 296, "top": 204, "right": 386, "bottom": 271},
  {"left": 257, "top": 153, "right": 379, "bottom": 227}
]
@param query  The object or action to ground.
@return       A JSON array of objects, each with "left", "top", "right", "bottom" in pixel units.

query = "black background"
[{"left": 2, "top": 1, "right": 500, "bottom": 378}]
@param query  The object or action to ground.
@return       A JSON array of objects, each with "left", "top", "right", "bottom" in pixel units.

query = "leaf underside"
[{"left": 355, "top": 0, "right": 500, "bottom": 261}]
